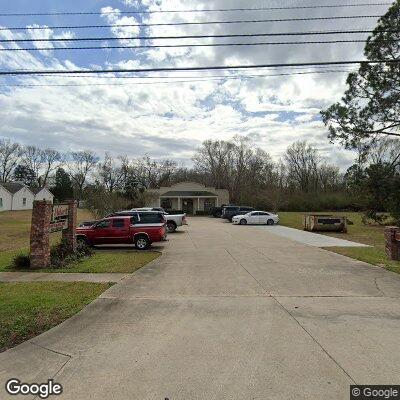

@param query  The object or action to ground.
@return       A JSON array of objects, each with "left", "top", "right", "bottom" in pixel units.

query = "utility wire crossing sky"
[{"left": 0, "top": 0, "right": 395, "bottom": 167}]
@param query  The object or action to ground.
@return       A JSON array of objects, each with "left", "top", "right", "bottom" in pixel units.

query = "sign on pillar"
[
  {"left": 30, "top": 200, "right": 77, "bottom": 269},
  {"left": 30, "top": 200, "right": 52, "bottom": 269},
  {"left": 62, "top": 200, "right": 77, "bottom": 253}
]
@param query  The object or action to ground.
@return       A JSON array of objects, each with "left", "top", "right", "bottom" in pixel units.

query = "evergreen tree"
[
  {"left": 321, "top": 1, "right": 400, "bottom": 149},
  {"left": 51, "top": 168, "right": 73, "bottom": 201}
]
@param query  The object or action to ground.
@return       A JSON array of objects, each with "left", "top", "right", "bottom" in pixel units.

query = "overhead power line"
[
  {"left": 0, "top": 15, "right": 383, "bottom": 31},
  {"left": 0, "top": 29, "right": 393, "bottom": 43},
  {"left": 0, "top": 3, "right": 391, "bottom": 16},
  {"left": 0, "top": 60, "right": 398, "bottom": 76},
  {"left": 2, "top": 69, "right": 356, "bottom": 88},
  {"left": 0, "top": 39, "right": 376, "bottom": 52},
  {"left": 0, "top": 64, "right": 360, "bottom": 74}
]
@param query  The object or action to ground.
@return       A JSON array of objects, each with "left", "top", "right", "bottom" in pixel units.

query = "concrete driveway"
[{"left": 1, "top": 217, "right": 400, "bottom": 399}]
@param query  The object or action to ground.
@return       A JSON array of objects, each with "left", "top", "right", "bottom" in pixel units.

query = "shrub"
[
  {"left": 50, "top": 238, "right": 94, "bottom": 269},
  {"left": 12, "top": 254, "right": 30, "bottom": 270},
  {"left": 77, "top": 239, "right": 94, "bottom": 257}
]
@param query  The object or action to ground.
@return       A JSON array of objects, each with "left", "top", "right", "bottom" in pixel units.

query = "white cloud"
[{"left": 0, "top": 0, "right": 388, "bottom": 169}]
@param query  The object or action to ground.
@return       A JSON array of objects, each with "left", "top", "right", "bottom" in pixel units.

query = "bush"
[
  {"left": 50, "top": 238, "right": 94, "bottom": 269},
  {"left": 12, "top": 254, "right": 30, "bottom": 270}
]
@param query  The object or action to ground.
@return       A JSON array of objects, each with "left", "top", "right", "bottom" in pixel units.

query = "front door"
[{"left": 182, "top": 199, "right": 194, "bottom": 214}]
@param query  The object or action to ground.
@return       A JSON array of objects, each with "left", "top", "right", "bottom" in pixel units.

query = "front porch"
[{"left": 160, "top": 193, "right": 219, "bottom": 215}]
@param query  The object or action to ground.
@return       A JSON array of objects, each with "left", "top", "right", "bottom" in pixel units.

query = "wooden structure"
[{"left": 303, "top": 214, "right": 347, "bottom": 233}]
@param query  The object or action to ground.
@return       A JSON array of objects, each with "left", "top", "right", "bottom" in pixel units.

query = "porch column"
[
  {"left": 197, "top": 197, "right": 200, "bottom": 212},
  {"left": 177, "top": 197, "right": 181, "bottom": 210},
  {"left": 216, "top": 197, "right": 219, "bottom": 206}
]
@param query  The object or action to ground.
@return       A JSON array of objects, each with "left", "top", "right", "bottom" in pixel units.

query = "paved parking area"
[
  {"left": 256, "top": 224, "right": 370, "bottom": 247},
  {"left": 1, "top": 217, "right": 400, "bottom": 400}
]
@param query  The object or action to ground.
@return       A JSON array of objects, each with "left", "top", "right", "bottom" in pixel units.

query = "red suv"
[{"left": 76, "top": 215, "right": 167, "bottom": 250}]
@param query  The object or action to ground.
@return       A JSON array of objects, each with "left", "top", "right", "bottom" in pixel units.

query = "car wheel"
[
  {"left": 134, "top": 235, "right": 150, "bottom": 250},
  {"left": 239, "top": 219, "right": 247, "bottom": 225},
  {"left": 166, "top": 221, "right": 177, "bottom": 233},
  {"left": 267, "top": 219, "right": 274, "bottom": 225}
]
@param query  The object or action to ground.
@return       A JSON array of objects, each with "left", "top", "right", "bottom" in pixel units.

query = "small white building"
[
  {"left": 0, "top": 182, "right": 54, "bottom": 212},
  {"left": 146, "top": 181, "right": 230, "bottom": 215},
  {"left": 30, "top": 187, "right": 54, "bottom": 203},
  {"left": 0, "top": 185, "right": 12, "bottom": 212}
]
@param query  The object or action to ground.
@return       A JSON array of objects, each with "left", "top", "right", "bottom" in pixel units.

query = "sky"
[{"left": 0, "top": 0, "right": 392, "bottom": 168}]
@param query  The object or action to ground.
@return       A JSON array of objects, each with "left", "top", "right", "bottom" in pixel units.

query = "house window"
[
  {"left": 0, "top": 198, "right": 3, "bottom": 208},
  {"left": 23, "top": 198, "right": 27, "bottom": 206}
]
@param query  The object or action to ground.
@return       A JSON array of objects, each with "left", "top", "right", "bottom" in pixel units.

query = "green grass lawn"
[
  {"left": 0, "top": 209, "right": 160, "bottom": 273},
  {"left": 0, "top": 209, "right": 95, "bottom": 252},
  {"left": 1, "top": 250, "right": 160, "bottom": 273},
  {"left": 279, "top": 211, "right": 400, "bottom": 273},
  {"left": 40, "top": 250, "right": 160, "bottom": 273},
  {"left": 0, "top": 281, "right": 112, "bottom": 352}
]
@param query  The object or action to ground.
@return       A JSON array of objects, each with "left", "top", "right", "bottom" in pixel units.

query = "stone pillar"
[
  {"left": 384, "top": 226, "right": 400, "bottom": 261},
  {"left": 30, "top": 200, "right": 52, "bottom": 269},
  {"left": 62, "top": 200, "right": 77, "bottom": 253}
]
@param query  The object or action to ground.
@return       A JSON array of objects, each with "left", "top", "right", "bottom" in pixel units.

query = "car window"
[
  {"left": 259, "top": 212, "right": 270, "bottom": 215},
  {"left": 130, "top": 214, "right": 139, "bottom": 224},
  {"left": 138, "top": 213, "right": 163, "bottom": 223},
  {"left": 225, "top": 206, "right": 239, "bottom": 211},
  {"left": 112, "top": 219, "right": 125, "bottom": 228},
  {"left": 240, "top": 207, "right": 253, "bottom": 211},
  {"left": 95, "top": 220, "right": 111, "bottom": 229},
  {"left": 252, "top": 212, "right": 261, "bottom": 216}
]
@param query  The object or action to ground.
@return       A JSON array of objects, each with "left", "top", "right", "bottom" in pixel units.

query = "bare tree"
[
  {"left": 0, "top": 138, "right": 22, "bottom": 182},
  {"left": 284, "top": 141, "right": 321, "bottom": 193},
  {"left": 97, "top": 153, "right": 124, "bottom": 193},
  {"left": 68, "top": 150, "right": 99, "bottom": 199},
  {"left": 131, "top": 156, "right": 177, "bottom": 189},
  {"left": 193, "top": 139, "right": 234, "bottom": 189},
  {"left": 22, "top": 145, "right": 45, "bottom": 184},
  {"left": 41, "top": 149, "right": 64, "bottom": 186}
]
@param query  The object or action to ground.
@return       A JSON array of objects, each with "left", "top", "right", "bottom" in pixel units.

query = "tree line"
[{"left": 1, "top": 135, "right": 399, "bottom": 222}]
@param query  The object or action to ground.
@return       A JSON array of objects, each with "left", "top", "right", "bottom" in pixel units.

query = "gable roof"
[
  {"left": 0, "top": 182, "right": 26, "bottom": 194},
  {"left": 160, "top": 190, "right": 218, "bottom": 197},
  {"left": 30, "top": 187, "right": 54, "bottom": 196}
]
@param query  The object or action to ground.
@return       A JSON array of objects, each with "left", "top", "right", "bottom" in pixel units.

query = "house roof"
[
  {"left": 0, "top": 182, "right": 52, "bottom": 196},
  {"left": 160, "top": 190, "right": 218, "bottom": 197},
  {"left": 0, "top": 182, "right": 25, "bottom": 194},
  {"left": 29, "top": 187, "right": 45, "bottom": 195}
]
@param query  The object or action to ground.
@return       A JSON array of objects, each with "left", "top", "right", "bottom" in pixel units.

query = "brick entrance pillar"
[
  {"left": 384, "top": 226, "right": 400, "bottom": 261},
  {"left": 62, "top": 199, "right": 77, "bottom": 253},
  {"left": 30, "top": 200, "right": 52, "bottom": 269}
]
